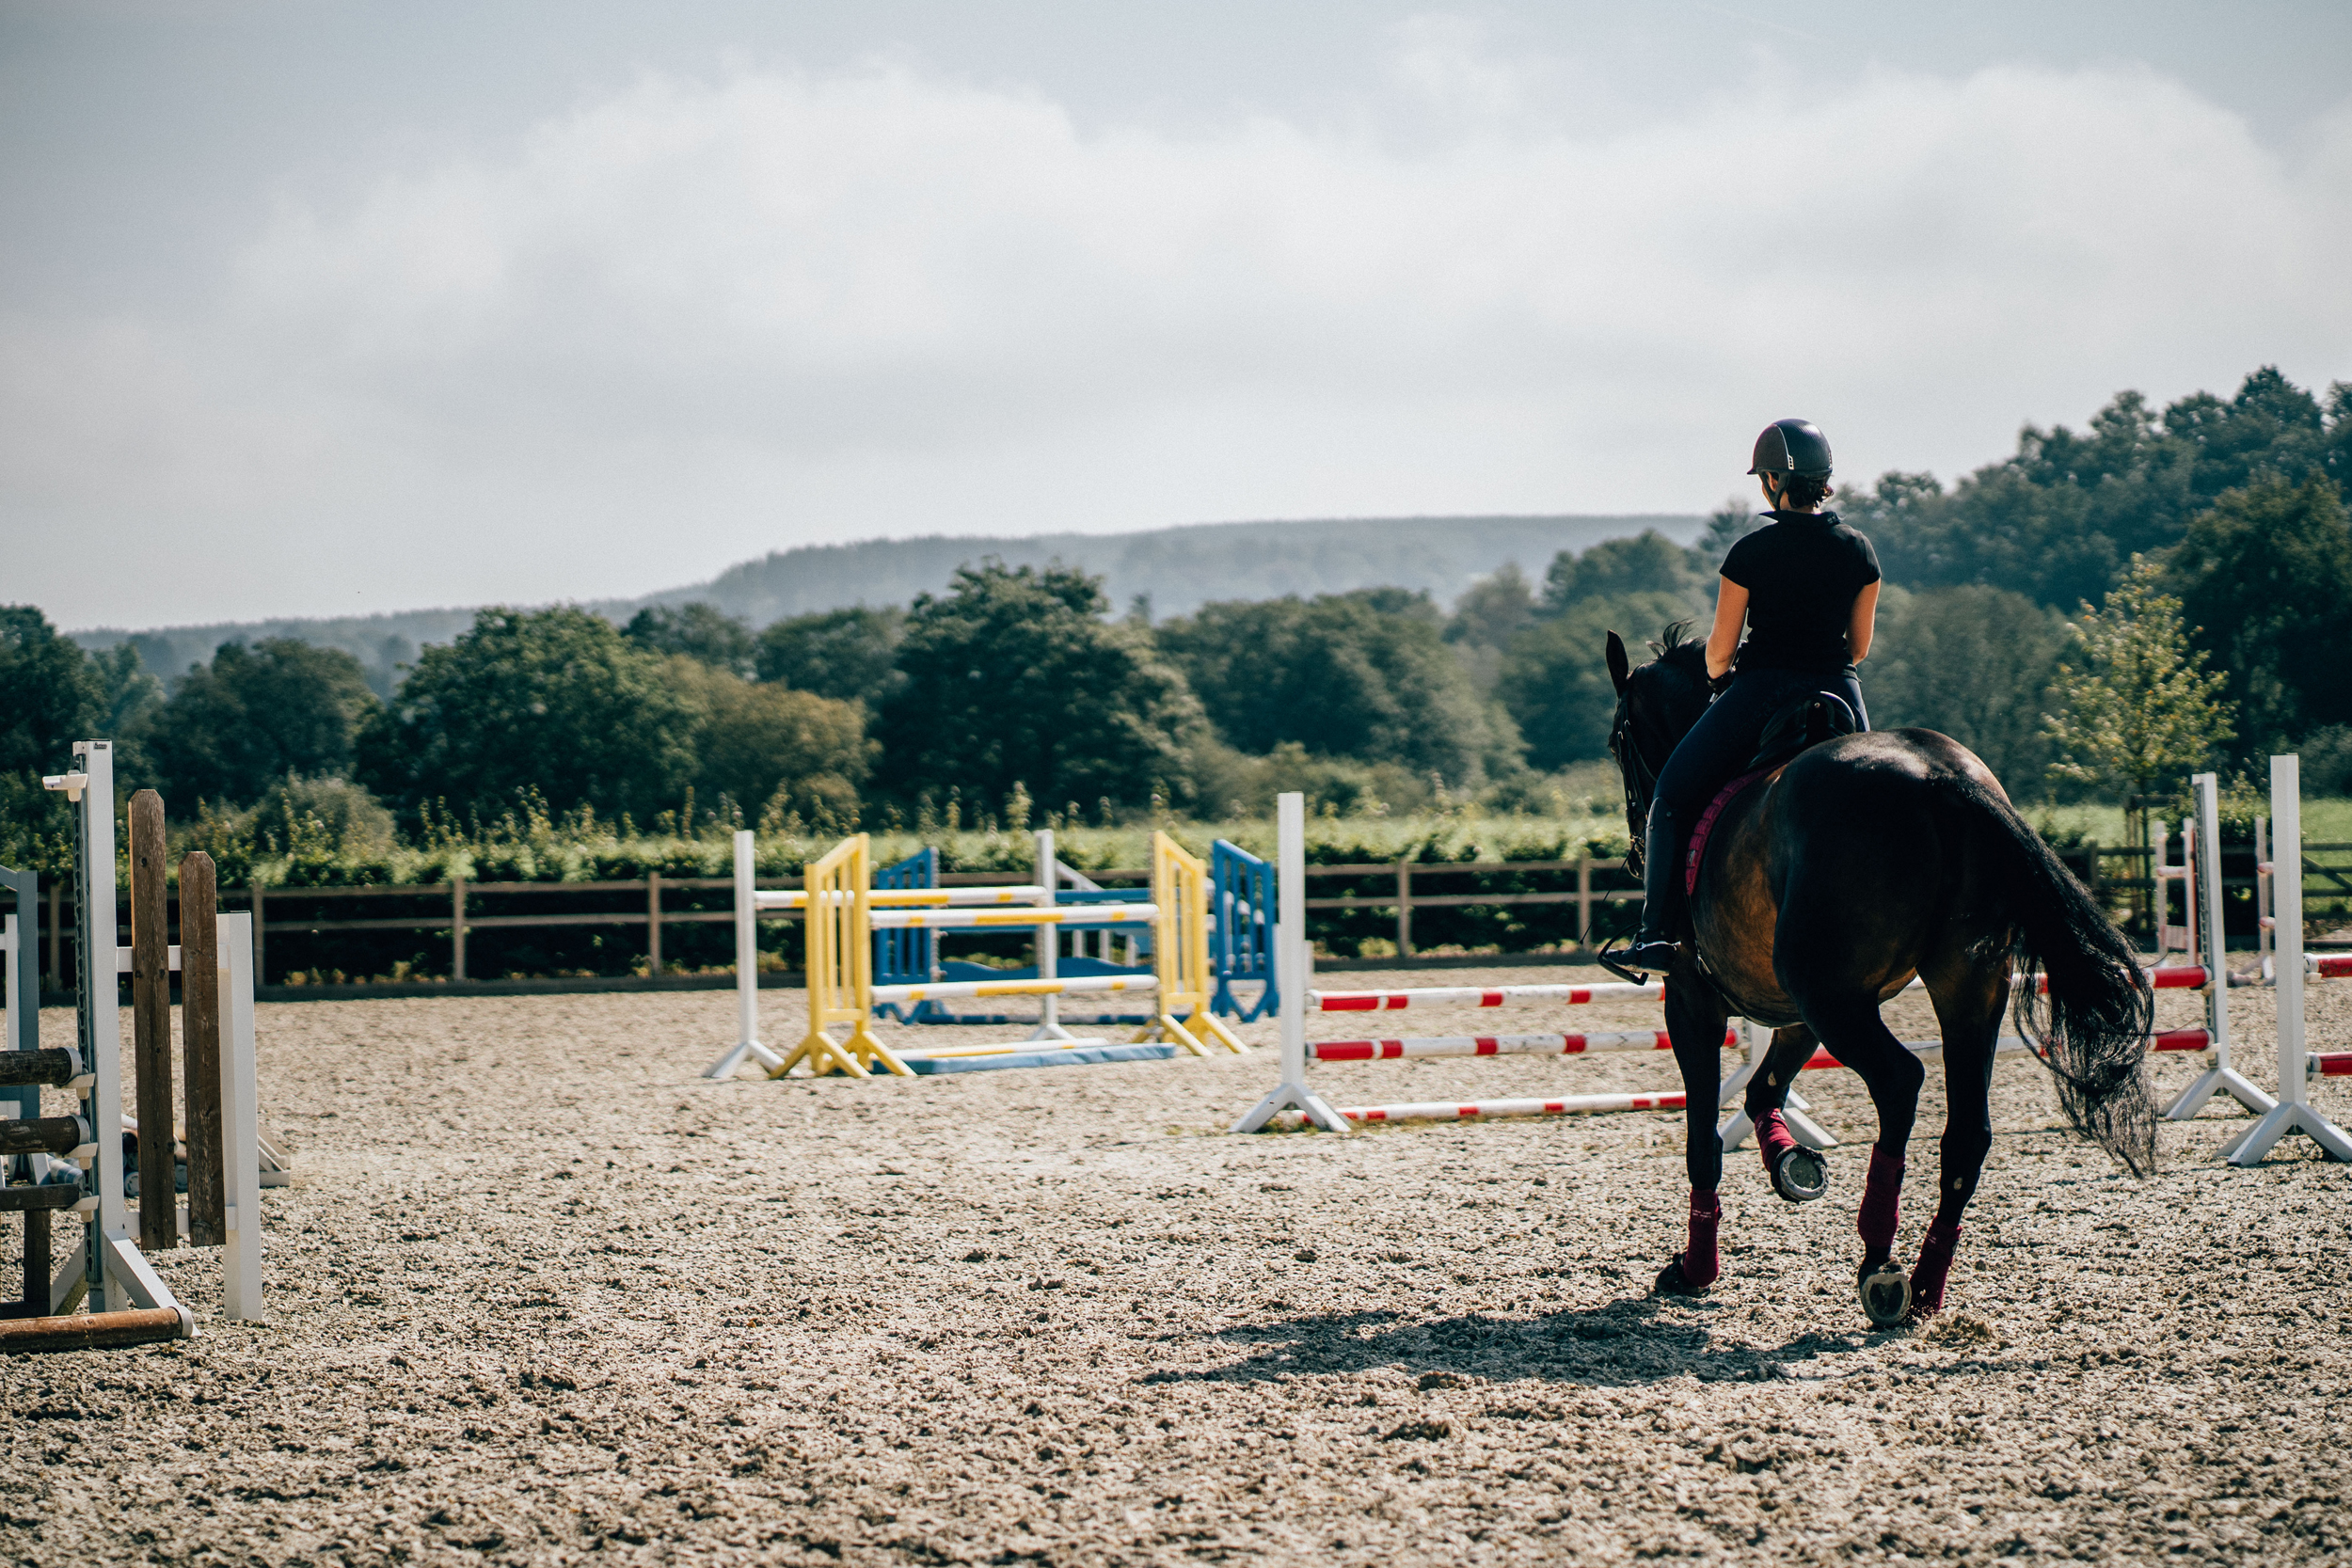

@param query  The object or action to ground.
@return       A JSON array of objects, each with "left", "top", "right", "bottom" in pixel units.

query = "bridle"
[{"left": 1607, "top": 694, "right": 1660, "bottom": 879}]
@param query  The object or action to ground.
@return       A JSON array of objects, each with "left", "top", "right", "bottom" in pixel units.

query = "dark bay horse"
[{"left": 1604, "top": 626, "right": 2156, "bottom": 1324}]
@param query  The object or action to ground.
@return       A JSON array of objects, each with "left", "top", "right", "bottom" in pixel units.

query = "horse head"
[{"left": 1604, "top": 622, "right": 1709, "bottom": 872}]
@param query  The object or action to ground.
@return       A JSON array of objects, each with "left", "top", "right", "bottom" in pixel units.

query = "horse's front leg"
[
  {"left": 1655, "top": 974, "right": 1731, "bottom": 1294},
  {"left": 1912, "top": 958, "right": 2007, "bottom": 1319},
  {"left": 1743, "top": 1024, "right": 1831, "bottom": 1202}
]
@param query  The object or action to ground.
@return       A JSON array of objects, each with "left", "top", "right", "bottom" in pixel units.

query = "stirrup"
[{"left": 1597, "top": 933, "right": 1677, "bottom": 986}]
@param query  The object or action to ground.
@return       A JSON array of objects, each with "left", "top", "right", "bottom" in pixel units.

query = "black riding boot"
[{"left": 1620, "top": 803, "right": 1688, "bottom": 973}]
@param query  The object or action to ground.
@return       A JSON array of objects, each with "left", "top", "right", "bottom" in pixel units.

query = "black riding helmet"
[{"left": 1748, "top": 418, "right": 1833, "bottom": 480}]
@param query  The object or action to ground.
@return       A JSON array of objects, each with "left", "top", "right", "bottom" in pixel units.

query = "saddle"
[{"left": 1684, "top": 692, "right": 1858, "bottom": 895}]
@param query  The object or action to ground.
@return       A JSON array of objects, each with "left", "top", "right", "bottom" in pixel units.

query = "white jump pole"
[
  {"left": 1232, "top": 793, "right": 1350, "bottom": 1133},
  {"left": 2223, "top": 755, "right": 2352, "bottom": 1164},
  {"left": 1715, "top": 1019, "right": 1839, "bottom": 1150},
  {"left": 704, "top": 830, "right": 785, "bottom": 1079},
  {"left": 2162, "top": 772, "right": 2276, "bottom": 1122}
]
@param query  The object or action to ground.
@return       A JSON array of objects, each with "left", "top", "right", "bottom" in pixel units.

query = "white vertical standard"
[
  {"left": 1715, "top": 1019, "right": 1839, "bottom": 1150},
  {"left": 705, "top": 831, "right": 786, "bottom": 1079},
  {"left": 42, "top": 741, "right": 187, "bottom": 1324},
  {"left": 217, "top": 913, "right": 266, "bottom": 1318},
  {"left": 1231, "top": 793, "right": 1350, "bottom": 1133},
  {"left": 2, "top": 911, "right": 28, "bottom": 1052},
  {"left": 76, "top": 744, "right": 127, "bottom": 1307},
  {"left": 1025, "top": 830, "right": 1101, "bottom": 1047},
  {"left": 2162, "top": 772, "right": 2277, "bottom": 1123},
  {"left": 2223, "top": 755, "right": 2352, "bottom": 1164}
]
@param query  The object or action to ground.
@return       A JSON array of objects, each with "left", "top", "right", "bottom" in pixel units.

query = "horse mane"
[{"left": 1647, "top": 621, "right": 1708, "bottom": 675}]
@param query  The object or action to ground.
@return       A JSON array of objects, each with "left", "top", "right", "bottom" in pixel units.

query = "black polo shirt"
[{"left": 1721, "top": 510, "right": 1881, "bottom": 673}]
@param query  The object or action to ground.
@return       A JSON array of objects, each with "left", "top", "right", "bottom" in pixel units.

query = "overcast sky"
[{"left": 5, "top": 1, "right": 2348, "bottom": 629}]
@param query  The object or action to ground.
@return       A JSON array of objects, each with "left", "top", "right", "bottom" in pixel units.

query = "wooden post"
[
  {"left": 647, "top": 872, "right": 664, "bottom": 975},
  {"left": 1395, "top": 860, "right": 1414, "bottom": 959},
  {"left": 179, "top": 852, "right": 224, "bottom": 1247},
  {"left": 250, "top": 879, "right": 265, "bottom": 984},
  {"left": 451, "top": 878, "right": 468, "bottom": 981},
  {"left": 46, "top": 879, "right": 61, "bottom": 990},
  {"left": 128, "top": 789, "right": 175, "bottom": 1253},
  {"left": 1576, "top": 855, "right": 1594, "bottom": 948}
]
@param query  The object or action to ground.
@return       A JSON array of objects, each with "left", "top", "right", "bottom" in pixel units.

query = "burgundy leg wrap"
[
  {"left": 1856, "top": 1145, "right": 1905, "bottom": 1254},
  {"left": 1682, "top": 1188, "right": 1722, "bottom": 1288},
  {"left": 1911, "top": 1217, "right": 1963, "bottom": 1315},
  {"left": 1756, "top": 1109, "right": 1799, "bottom": 1172}
]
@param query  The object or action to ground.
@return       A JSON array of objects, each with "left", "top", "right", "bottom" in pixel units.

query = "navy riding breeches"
[{"left": 1654, "top": 666, "right": 1868, "bottom": 827}]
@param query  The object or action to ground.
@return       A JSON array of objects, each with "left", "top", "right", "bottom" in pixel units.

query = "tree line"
[{"left": 3, "top": 364, "right": 2346, "bottom": 869}]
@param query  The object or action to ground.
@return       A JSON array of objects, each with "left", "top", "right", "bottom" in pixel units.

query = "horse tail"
[{"left": 1934, "top": 772, "right": 2159, "bottom": 1175}]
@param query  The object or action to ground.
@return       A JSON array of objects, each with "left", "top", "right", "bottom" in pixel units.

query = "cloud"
[{"left": 7, "top": 28, "right": 2349, "bottom": 626}]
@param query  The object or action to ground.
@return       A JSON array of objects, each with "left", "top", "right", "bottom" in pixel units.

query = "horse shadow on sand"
[{"left": 1144, "top": 1294, "right": 1965, "bottom": 1391}]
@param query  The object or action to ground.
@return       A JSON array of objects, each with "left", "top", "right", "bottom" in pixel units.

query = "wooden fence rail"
[{"left": 17, "top": 841, "right": 2349, "bottom": 991}]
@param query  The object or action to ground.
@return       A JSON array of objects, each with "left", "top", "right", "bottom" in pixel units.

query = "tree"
[
  {"left": 1692, "top": 499, "right": 1760, "bottom": 572},
  {"left": 662, "top": 657, "right": 874, "bottom": 829},
  {"left": 1443, "top": 562, "right": 1538, "bottom": 700},
  {"left": 1540, "top": 530, "right": 1709, "bottom": 614},
  {"left": 0, "top": 606, "right": 103, "bottom": 776},
  {"left": 0, "top": 606, "right": 105, "bottom": 867},
  {"left": 1158, "top": 589, "right": 1517, "bottom": 785},
  {"left": 874, "top": 562, "right": 1202, "bottom": 813},
  {"left": 2169, "top": 474, "right": 2352, "bottom": 752},
  {"left": 357, "top": 608, "right": 702, "bottom": 827},
  {"left": 623, "top": 603, "right": 755, "bottom": 677},
  {"left": 1496, "top": 593, "right": 1693, "bottom": 769},
  {"left": 1443, "top": 563, "right": 1537, "bottom": 654},
  {"left": 1866, "top": 586, "right": 2064, "bottom": 787},
  {"left": 2043, "top": 557, "right": 2235, "bottom": 799},
  {"left": 140, "top": 639, "right": 379, "bottom": 807},
  {"left": 1844, "top": 368, "right": 2348, "bottom": 610},
  {"left": 755, "top": 606, "right": 906, "bottom": 710}
]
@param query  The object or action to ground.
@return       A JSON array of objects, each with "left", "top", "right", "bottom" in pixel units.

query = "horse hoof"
[
  {"left": 1654, "top": 1254, "right": 1715, "bottom": 1296},
  {"left": 1771, "top": 1147, "right": 1829, "bottom": 1203},
  {"left": 1858, "top": 1260, "right": 1912, "bottom": 1327}
]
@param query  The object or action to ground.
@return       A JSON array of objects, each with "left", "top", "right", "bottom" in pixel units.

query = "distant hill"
[
  {"left": 634, "top": 514, "right": 1702, "bottom": 626},
  {"left": 75, "top": 512, "right": 1700, "bottom": 695}
]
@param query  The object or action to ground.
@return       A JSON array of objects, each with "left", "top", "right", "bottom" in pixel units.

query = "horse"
[{"left": 1603, "top": 625, "right": 2156, "bottom": 1325}]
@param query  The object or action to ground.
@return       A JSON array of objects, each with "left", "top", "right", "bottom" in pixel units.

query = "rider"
[{"left": 1619, "top": 418, "right": 1882, "bottom": 973}]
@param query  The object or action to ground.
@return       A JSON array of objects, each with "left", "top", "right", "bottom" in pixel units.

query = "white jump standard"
[
  {"left": 2160, "top": 771, "right": 2277, "bottom": 1126},
  {"left": 2, "top": 740, "right": 265, "bottom": 1352},
  {"left": 2223, "top": 755, "right": 2352, "bottom": 1164}
]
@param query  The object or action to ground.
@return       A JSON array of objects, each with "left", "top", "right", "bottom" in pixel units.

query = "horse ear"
[{"left": 1605, "top": 631, "right": 1631, "bottom": 696}]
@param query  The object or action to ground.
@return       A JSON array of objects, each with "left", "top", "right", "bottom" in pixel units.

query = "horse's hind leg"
[
  {"left": 1779, "top": 986, "right": 1925, "bottom": 1326},
  {"left": 1743, "top": 1025, "right": 1829, "bottom": 1202},
  {"left": 1912, "top": 958, "right": 2007, "bottom": 1320}
]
